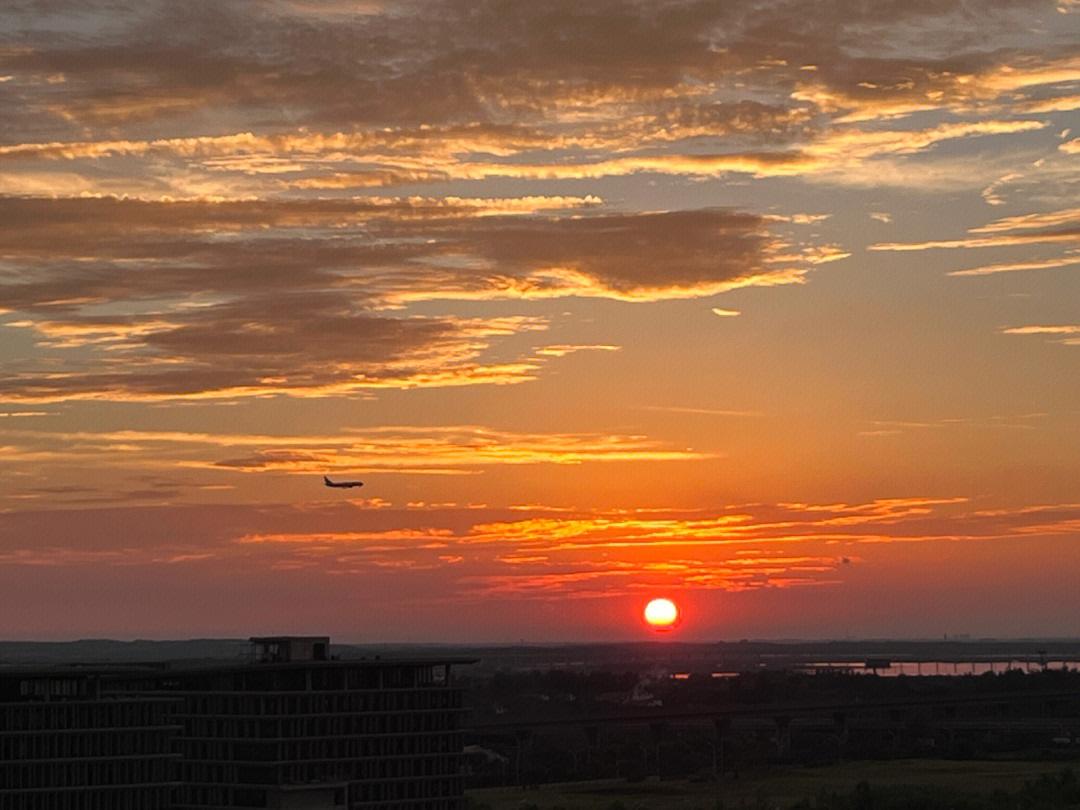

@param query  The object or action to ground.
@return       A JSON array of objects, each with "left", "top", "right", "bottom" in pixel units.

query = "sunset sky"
[{"left": 2, "top": 0, "right": 1079, "bottom": 642}]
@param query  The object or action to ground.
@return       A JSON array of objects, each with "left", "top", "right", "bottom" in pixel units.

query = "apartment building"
[{"left": 0, "top": 638, "right": 470, "bottom": 810}]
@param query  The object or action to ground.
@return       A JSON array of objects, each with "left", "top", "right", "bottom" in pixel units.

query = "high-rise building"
[
  {"left": 0, "top": 638, "right": 470, "bottom": 810},
  {"left": 160, "top": 638, "right": 469, "bottom": 809},
  {"left": 0, "top": 668, "right": 180, "bottom": 810}
]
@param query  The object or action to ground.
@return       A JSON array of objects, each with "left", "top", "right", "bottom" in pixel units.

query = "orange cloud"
[
  {"left": 948, "top": 257, "right": 1080, "bottom": 276},
  {"left": 235, "top": 529, "right": 454, "bottom": 545},
  {"left": 2, "top": 198, "right": 824, "bottom": 401},
  {"left": 533, "top": 344, "right": 621, "bottom": 357},
  {"left": 0, "top": 425, "right": 711, "bottom": 476},
  {"left": 3, "top": 497, "right": 1080, "bottom": 636},
  {"left": 869, "top": 230, "right": 1080, "bottom": 251},
  {"left": 1002, "top": 325, "right": 1080, "bottom": 335},
  {"left": 970, "top": 207, "right": 1080, "bottom": 233}
]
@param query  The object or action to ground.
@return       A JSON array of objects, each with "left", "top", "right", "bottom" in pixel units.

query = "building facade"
[
  {"left": 0, "top": 668, "right": 179, "bottom": 810},
  {"left": 0, "top": 639, "right": 469, "bottom": 810},
  {"left": 161, "top": 639, "right": 468, "bottom": 809}
]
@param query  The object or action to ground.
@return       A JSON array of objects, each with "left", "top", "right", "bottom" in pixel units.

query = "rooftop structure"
[{"left": 249, "top": 636, "right": 330, "bottom": 664}]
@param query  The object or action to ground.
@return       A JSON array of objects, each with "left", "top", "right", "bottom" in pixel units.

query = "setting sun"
[{"left": 644, "top": 598, "right": 680, "bottom": 630}]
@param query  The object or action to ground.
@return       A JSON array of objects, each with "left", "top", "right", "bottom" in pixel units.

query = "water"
[{"left": 794, "top": 660, "right": 1080, "bottom": 676}]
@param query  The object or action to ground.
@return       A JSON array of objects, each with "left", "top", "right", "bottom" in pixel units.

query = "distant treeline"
[
  {"left": 465, "top": 669, "right": 1080, "bottom": 786},
  {"left": 467, "top": 665, "right": 1080, "bottom": 726},
  {"left": 468, "top": 769, "right": 1080, "bottom": 810},
  {"left": 794, "top": 769, "right": 1080, "bottom": 810}
]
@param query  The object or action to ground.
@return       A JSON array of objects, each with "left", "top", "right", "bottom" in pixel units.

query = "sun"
[{"left": 643, "top": 598, "right": 680, "bottom": 630}]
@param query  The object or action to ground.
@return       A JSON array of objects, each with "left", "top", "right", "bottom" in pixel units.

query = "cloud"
[
  {"left": 869, "top": 229, "right": 1080, "bottom": 251},
  {"left": 637, "top": 405, "right": 761, "bottom": 417},
  {"left": 859, "top": 414, "right": 1046, "bottom": 435},
  {"left": 3, "top": 0, "right": 1072, "bottom": 204},
  {"left": 3, "top": 0, "right": 1080, "bottom": 638},
  {"left": 1, "top": 307, "right": 549, "bottom": 402},
  {"left": 235, "top": 528, "right": 455, "bottom": 546},
  {"left": 874, "top": 204, "right": 1080, "bottom": 291},
  {"left": 1, "top": 196, "right": 816, "bottom": 400},
  {"left": 1019, "top": 94, "right": 1080, "bottom": 113},
  {"left": 533, "top": 344, "right": 621, "bottom": 357},
  {"left": 794, "top": 53, "right": 1080, "bottom": 122},
  {"left": 948, "top": 256, "right": 1080, "bottom": 276},
  {"left": 6, "top": 1, "right": 1066, "bottom": 129},
  {"left": 1001, "top": 325, "right": 1080, "bottom": 345},
  {"left": 209, "top": 428, "right": 709, "bottom": 472},
  {"left": 3, "top": 496, "right": 1080, "bottom": 613},
  {"left": 1, "top": 118, "right": 1047, "bottom": 192},
  {"left": 1002, "top": 325, "right": 1080, "bottom": 334},
  {"left": 417, "top": 209, "right": 793, "bottom": 298},
  {"left": 0, "top": 198, "right": 790, "bottom": 295},
  {"left": 969, "top": 206, "right": 1080, "bottom": 233},
  {"left": 0, "top": 426, "right": 710, "bottom": 489}
]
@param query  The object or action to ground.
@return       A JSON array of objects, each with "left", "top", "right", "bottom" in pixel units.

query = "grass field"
[{"left": 467, "top": 759, "right": 1069, "bottom": 810}]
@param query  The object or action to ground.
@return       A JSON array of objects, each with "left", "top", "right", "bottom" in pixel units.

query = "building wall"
[
  {"left": 163, "top": 661, "right": 466, "bottom": 810},
  {"left": 0, "top": 659, "right": 468, "bottom": 810},
  {"left": 0, "top": 675, "right": 179, "bottom": 810}
]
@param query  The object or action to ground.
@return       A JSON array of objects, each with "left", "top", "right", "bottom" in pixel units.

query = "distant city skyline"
[{"left": 1, "top": 0, "right": 1079, "bottom": 641}]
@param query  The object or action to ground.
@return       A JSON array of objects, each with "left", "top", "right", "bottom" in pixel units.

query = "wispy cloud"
[
  {"left": 210, "top": 431, "right": 709, "bottom": 472},
  {"left": 534, "top": 344, "right": 621, "bottom": 357},
  {"left": 970, "top": 207, "right": 1080, "bottom": 233},
  {"left": 1002, "top": 325, "right": 1080, "bottom": 334},
  {"left": 0, "top": 425, "right": 711, "bottom": 479},
  {"left": 3, "top": 497, "right": 1079, "bottom": 609},
  {"left": 637, "top": 405, "right": 761, "bottom": 417},
  {"left": 2, "top": 0, "right": 1080, "bottom": 637},
  {"left": 1002, "top": 325, "right": 1080, "bottom": 345},
  {"left": 948, "top": 256, "right": 1080, "bottom": 276},
  {"left": 3, "top": 0, "right": 1072, "bottom": 203},
  {"left": 1, "top": 196, "right": 824, "bottom": 401},
  {"left": 870, "top": 230, "right": 1080, "bottom": 251}
]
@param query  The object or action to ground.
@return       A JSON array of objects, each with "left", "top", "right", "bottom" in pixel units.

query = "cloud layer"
[
  {"left": 0, "top": 195, "right": 813, "bottom": 400},
  {"left": 3, "top": 495, "right": 1080, "bottom": 637},
  {"left": 3, "top": 0, "right": 1079, "bottom": 638},
  {"left": 5, "top": 0, "right": 1077, "bottom": 401}
]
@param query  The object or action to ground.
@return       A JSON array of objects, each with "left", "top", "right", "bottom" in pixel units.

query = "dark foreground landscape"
[
  {"left": 470, "top": 761, "right": 1080, "bottom": 809},
  {"left": 4, "top": 637, "right": 1080, "bottom": 808}
]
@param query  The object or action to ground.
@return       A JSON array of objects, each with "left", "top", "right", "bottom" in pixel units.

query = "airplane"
[{"left": 324, "top": 476, "right": 363, "bottom": 489}]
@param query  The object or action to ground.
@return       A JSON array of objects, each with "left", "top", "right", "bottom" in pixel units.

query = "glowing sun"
[{"left": 643, "top": 598, "right": 680, "bottom": 630}]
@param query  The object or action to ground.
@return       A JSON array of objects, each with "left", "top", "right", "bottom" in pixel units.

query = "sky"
[{"left": 1, "top": 0, "right": 1079, "bottom": 642}]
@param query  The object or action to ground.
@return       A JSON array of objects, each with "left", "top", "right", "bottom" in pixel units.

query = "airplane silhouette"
[{"left": 324, "top": 476, "right": 363, "bottom": 489}]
